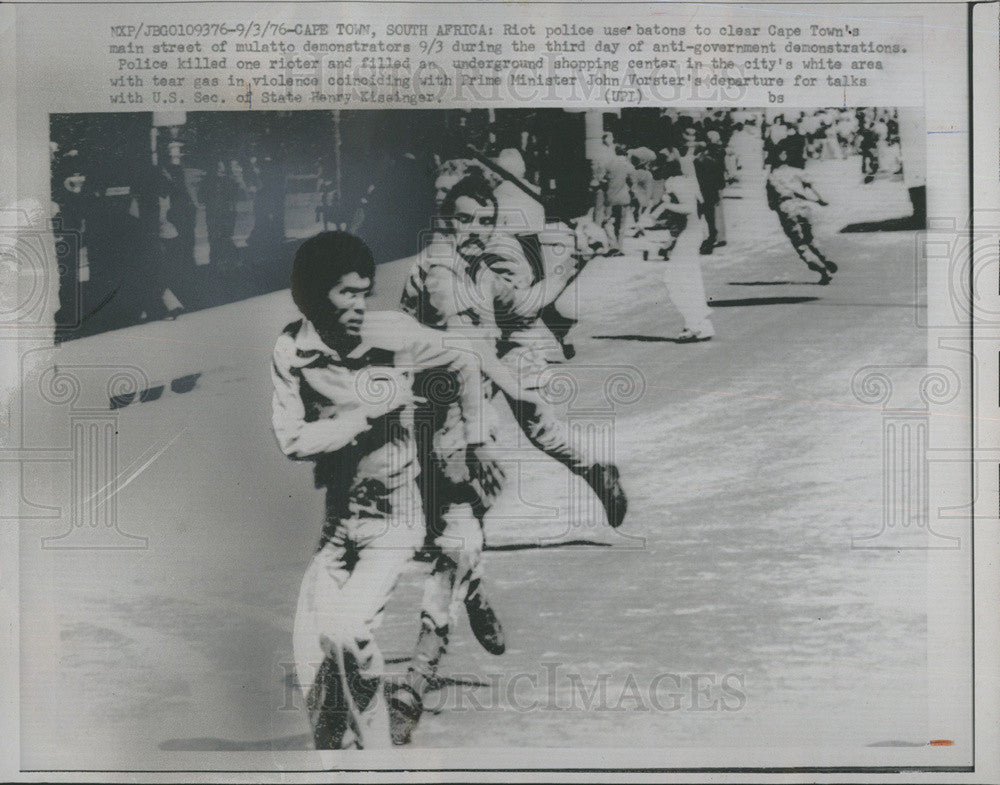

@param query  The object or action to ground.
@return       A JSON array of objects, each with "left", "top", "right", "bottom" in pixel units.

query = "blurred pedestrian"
[
  {"left": 694, "top": 130, "right": 728, "bottom": 254},
  {"left": 199, "top": 157, "right": 239, "bottom": 269},
  {"left": 592, "top": 143, "right": 633, "bottom": 254},
  {"left": 657, "top": 157, "right": 715, "bottom": 342},
  {"left": 247, "top": 152, "right": 286, "bottom": 250}
]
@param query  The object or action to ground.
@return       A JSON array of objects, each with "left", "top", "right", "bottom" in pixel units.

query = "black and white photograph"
[
  {"left": 14, "top": 103, "right": 957, "bottom": 768},
  {"left": 6, "top": 0, "right": 999, "bottom": 773}
]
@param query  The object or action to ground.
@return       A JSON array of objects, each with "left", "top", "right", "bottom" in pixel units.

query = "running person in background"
[
  {"left": 394, "top": 171, "right": 629, "bottom": 743},
  {"left": 627, "top": 154, "right": 687, "bottom": 242},
  {"left": 859, "top": 115, "right": 880, "bottom": 183},
  {"left": 765, "top": 141, "right": 837, "bottom": 285},
  {"left": 271, "top": 231, "right": 489, "bottom": 752}
]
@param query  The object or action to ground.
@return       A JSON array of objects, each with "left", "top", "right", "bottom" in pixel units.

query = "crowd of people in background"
[
  {"left": 761, "top": 107, "right": 902, "bottom": 181},
  {"left": 49, "top": 128, "right": 292, "bottom": 330},
  {"left": 48, "top": 106, "right": 903, "bottom": 341},
  {"left": 571, "top": 107, "right": 902, "bottom": 336},
  {"left": 584, "top": 106, "right": 901, "bottom": 256}
]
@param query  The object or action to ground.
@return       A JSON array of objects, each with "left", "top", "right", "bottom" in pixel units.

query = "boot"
[{"left": 583, "top": 463, "right": 628, "bottom": 528}]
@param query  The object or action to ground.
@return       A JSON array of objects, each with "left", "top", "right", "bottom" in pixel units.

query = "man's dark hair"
[
  {"left": 775, "top": 136, "right": 807, "bottom": 169},
  {"left": 440, "top": 170, "right": 497, "bottom": 220},
  {"left": 291, "top": 231, "right": 375, "bottom": 324}
]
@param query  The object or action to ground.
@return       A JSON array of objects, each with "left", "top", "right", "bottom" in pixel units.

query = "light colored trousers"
[
  {"left": 662, "top": 256, "right": 713, "bottom": 332},
  {"left": 648, "top": 228, "right": 713, "bottom": 334},
  {"left": 293, "top": 482, "right": 424, "bottom": 751}
]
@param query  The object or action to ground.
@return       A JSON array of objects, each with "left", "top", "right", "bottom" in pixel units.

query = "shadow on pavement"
[
  {"left": 592, "top": 334, "right": 692, "bottom": 343},
  {"left": 485, "top": 539, "right": 615, "bottom": 550},
  {"left": 708, "top": 296, "right": 820, "bottom": 307},
  {"left": 840, "top": 214, "right": 925, "bottom": 233},
  {"left": 160, "top": 733, "right": 312, "bottom": 751},
  {"left": 727, "top": 280, "right": 827, "bottom": 287}
]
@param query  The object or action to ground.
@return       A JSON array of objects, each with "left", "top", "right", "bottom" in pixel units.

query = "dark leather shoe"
[{"left": 584, "top": 463, "right": 628, "bottom": 528}]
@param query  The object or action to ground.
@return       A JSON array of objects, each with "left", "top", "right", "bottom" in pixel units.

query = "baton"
[{"left": 464, "top": 145, "right": 545, "bottom": 205}]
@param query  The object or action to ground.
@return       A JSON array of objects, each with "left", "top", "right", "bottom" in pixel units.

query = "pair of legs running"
[
  {"left": 293, "top": 482, "right": 424, "bottom": 754},
  {"left": 776, "top": 208, "right": 837, "bottom": 284},
  {"left": 390, "top": 363, "right": 629, "bottom": 744}
]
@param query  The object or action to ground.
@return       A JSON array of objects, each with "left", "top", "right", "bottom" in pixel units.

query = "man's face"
[
  {"left": 683, "top": 129, "right": 698, "bottom": 148},
  {"left": 325, "top": 271, "right": 371, "bottom": 338},
  {"left": 450, "top": 195, "right": 496, "bottom": 263},
  {"left": 434, "top": 173, "right": 461, "bottom": 208}
]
